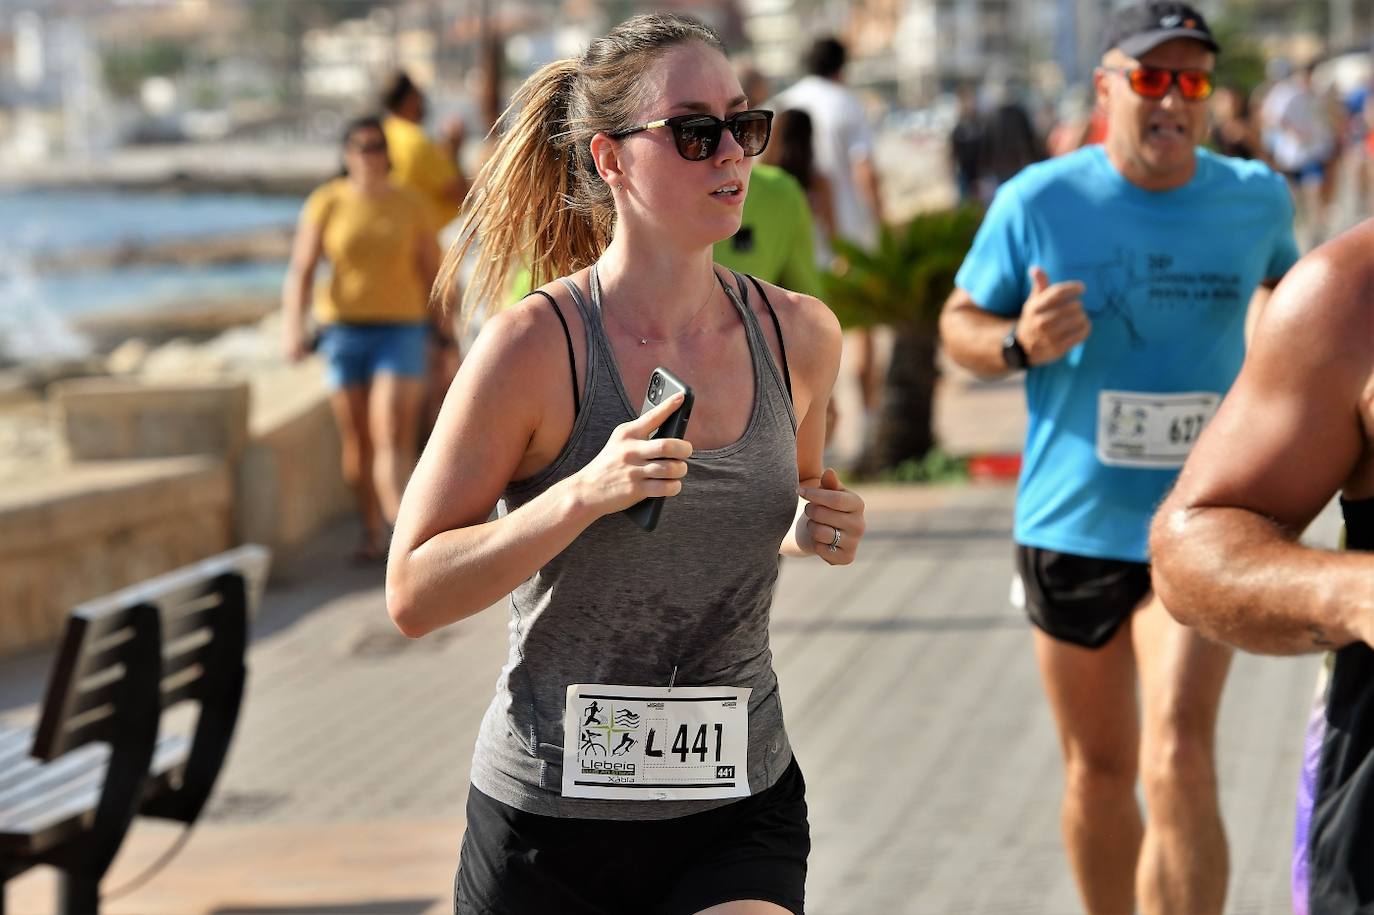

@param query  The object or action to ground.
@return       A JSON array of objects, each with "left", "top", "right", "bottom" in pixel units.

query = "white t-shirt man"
[
  {"left": 1261, "top": 77, "right": 1334, "bottom": 173},
  {"left": 773, "top": 74, "right": 881, "bottom": 257}
]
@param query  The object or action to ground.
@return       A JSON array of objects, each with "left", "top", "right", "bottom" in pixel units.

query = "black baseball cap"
[{"left": 1102, "top": 2, "right": 1220, "bottom": 58}]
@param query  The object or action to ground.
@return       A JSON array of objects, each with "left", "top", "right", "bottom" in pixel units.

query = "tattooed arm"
[{"left": 1151, "top": 227, "right": 1374, "bottom": 655}]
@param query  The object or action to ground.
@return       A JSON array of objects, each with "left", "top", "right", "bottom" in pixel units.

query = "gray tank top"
[{"left": 469, "top": 267, "right": 799, "bottom": 820}]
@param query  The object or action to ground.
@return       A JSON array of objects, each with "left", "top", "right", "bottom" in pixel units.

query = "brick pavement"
[{"left": 2, "top": 371, "right": 1329, "bottom": 914}]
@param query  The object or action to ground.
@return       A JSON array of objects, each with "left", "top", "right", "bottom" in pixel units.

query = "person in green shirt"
[
  {"left": 715, "top": 161, "right": 837, "bottom": 442},
  {"left": 713, "top": 162, "right": 821, "bottom": 296}
]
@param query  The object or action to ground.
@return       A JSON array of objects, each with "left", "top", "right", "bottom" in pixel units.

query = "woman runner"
[{"left": 386, "top": 14, "right": 865, "bottom": 914}]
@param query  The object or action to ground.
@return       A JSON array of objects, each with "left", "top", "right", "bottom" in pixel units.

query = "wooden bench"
[{"left": 0, "top": 545, "right": 270, "bottom": 914}]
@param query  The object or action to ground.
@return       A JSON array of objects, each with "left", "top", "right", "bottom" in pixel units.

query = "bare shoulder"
[
  {"left": 1257, "top": 224, "right": 1374, "bottom": 354},
  {"left": 474, "top": 280, "right": 579, "bottom": 359},
  {"left": 749, "top": 277, "right": 842, "bottom": 364},
  {"left": 462, "top": 278, "right": 584, "bottom": 402}
]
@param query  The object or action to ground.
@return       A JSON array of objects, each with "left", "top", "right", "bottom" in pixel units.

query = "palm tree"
[{"left": 822, "top": 206, "right": 982, "bottom": 474}]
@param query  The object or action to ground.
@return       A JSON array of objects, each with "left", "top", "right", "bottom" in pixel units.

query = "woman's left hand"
[{"left": 799, "top": 468, "right": 865, "bottom": 565}]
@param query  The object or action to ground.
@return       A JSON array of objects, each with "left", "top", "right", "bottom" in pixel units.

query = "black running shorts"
[
  {"left": 454, "top": 757, "right": 810, "bottom": 915},
  {"left": 1015, "top": 544, "right": 1151, "bottom": 649}
]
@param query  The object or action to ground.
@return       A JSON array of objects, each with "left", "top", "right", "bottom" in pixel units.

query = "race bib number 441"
[
  {"left": 561, "top": 684, "right": 751, "bottom": 801},
  {"left": 1097, "top": 390, "right": 1220, "bottom": 469}
]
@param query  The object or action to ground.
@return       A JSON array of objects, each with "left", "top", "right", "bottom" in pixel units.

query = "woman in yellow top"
[{"left": 282, "top": 116, "right": 440, "bottom": 562}]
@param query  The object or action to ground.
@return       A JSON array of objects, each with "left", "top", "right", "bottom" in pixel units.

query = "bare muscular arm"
[{"left": 1151, "top": 233, "right": 1374, "bottom": 654}]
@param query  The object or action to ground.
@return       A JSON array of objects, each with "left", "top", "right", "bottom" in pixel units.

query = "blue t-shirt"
[{"left": 955, "top": 145, "right": 1299, "bottom": 562}]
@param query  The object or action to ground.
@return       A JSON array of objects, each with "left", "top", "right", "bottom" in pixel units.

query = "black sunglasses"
[{"left": 611, "top": 109, "right": 774, "bottom": 161}]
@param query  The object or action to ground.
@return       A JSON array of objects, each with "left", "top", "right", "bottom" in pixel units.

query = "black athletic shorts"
[
  {"left": 454, "top": 757, "right": 810, "bottom": 915},
  {"left": 1015, "top": 544, "right": 1151, "bottom": 649}
]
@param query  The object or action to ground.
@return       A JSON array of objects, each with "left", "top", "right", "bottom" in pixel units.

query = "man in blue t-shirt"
[{"left": 939, "top": 3, "right": 1299, "bottom": 913}]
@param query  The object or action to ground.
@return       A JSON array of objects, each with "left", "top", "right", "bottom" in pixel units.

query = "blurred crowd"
[
  {"left": 948, "top": 52, "right": 1374, "bottom": 250},
  {"left": 291, "top": 27, "right": 1374, "bottom": 555}
]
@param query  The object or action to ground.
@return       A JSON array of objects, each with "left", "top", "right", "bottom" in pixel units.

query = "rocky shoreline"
[
  {"left": 2, "top": 142, "right": 336, "bottom": 197},
  {"left": 32, "top": 225, "right": 294, "bottom": 273},
  {"left": 0, "top": 305, "right": 292, "bottom": 486}
]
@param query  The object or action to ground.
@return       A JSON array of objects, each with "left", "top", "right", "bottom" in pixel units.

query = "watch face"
[{"left": 1002, "top": 332, "right": 1027, "bottom": 369}]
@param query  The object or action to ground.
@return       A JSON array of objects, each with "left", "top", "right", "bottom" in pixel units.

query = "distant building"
[{"left": 886, "top": 0, "right": 1107, "bottom": 106}]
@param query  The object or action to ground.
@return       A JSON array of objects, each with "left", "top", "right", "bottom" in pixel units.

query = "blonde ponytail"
[
  {"left": 433, "top": 13, "right": 723, "bottom": 328},
  {"left": 435, "top": 58, "right": 608, "bottom": 326}
]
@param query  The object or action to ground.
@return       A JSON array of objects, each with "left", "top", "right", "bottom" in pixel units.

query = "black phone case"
[{"left": 623, "top": 367, "right": 694, "bottom": 532}]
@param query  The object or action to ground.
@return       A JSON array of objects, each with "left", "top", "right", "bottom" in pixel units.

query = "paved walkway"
[{"left": 2, "top": 370, "right": 1329, "bottom": 914}]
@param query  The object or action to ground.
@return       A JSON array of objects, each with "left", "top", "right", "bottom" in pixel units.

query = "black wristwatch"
[{"left": 1001, "top": 325, "right": 1030, "bottom": 370}]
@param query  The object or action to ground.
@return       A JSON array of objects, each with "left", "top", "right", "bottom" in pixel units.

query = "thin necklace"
[{"left": 601, "top": 269, "right": 718, "bottom": 346}]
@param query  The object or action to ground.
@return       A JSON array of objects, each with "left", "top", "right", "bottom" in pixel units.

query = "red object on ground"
[{"left": 968, "top": 453, "right": 1022, "bottom": 482}]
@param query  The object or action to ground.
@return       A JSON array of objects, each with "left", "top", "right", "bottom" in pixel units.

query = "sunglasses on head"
[
  {"left": 1106, "top": 66, "right": 1214, "bottom": 101},
  {"left": 611, "top": 109, "right": 774, "bottom": 161}
]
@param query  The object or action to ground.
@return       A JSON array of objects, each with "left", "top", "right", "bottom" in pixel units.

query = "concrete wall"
[
  {"left": 0, "top": 371, "right": 353, "bottom": 657},
  {"left": 237, "top": 382, "right": 354, "bottom": 561},
  {"left": 0, "top": 457, "right": 232, "bottom": 655},
  {"left": 52, "top": 378, "right": 250, "bottom": 463}
]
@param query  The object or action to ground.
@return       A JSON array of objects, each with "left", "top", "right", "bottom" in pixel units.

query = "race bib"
[
  {"left": 1097, "top": 390, "right": 1220, "bottom": 468},
  {"left": 561, "top": 683, "right": 751, "bottom": 801}
]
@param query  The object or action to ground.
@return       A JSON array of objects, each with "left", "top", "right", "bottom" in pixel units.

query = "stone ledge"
[
  {"left": 0, "top": 359, "right": 354, "bottom": 657},
  {"left": 51, "top": 378, "right": 249, "bottom": 463},
  {"left": 0, "top": 457, "right": 229, "bottom": 551},
  {"left": 0, "top": 456, "right": 232, "bottom": 655},
  {"left": 237, "top": 383, "right": 352, "bottom": 559}
]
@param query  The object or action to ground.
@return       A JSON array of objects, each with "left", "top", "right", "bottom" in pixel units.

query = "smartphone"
[{"left": 623, "top": 367, "right": 694, "bottom": 532}]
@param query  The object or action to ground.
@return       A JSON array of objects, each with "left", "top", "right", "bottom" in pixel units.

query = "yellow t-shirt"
[
  {"left": 383, "top": 115, "right": 461, "bottom": 229},
  {"left": 302, "top": 177, "right": 433, "bottom": 325}
]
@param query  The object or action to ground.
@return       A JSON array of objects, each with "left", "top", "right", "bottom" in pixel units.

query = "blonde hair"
[{"left": 434, "top": 13, "right": 723, "bottom": 325}]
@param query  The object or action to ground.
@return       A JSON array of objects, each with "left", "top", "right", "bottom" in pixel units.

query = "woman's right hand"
[
  {"left": 571, "top": 393, "right": 692, "bottom": 515},
  {"left": 283, "top": 324, "right": 308, "bottom": 363}
]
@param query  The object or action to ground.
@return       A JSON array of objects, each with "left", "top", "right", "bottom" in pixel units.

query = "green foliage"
[
  {"left": 102, "top": 41, "right": 187, "bottom": 98},
  {"left": 873, "top": 448, "right": 969, "bottom": 484},
  {"left": 1208, "top": 18, "right": 1269, "bottom": 98},
  {"left": 821, "top": 206, "right": 982, "bottom": 331}
]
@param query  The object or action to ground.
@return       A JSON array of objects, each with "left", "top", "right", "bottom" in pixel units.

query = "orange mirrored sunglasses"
[{"left": 1106, "top": 66, "right": 1214, "bottom": 101}]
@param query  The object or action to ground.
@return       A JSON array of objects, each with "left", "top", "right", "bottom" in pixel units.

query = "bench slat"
[
  {"left": 161, "top": 635, "right": 213, "bottom": 698},
  {"left": 1, "top": 766, "right": 103, "bottom": 826},
  {"left": 58, "top": 705, "right": 121, "bottom": 752},
  {"left": 161, "top": 665, "right": 208, "bottom": 710},
  {"left": 0, "top": 732, "right": 189, "bottom": 842},
  {"left": 67, "top": 670, "right": 131, "bottom": 721},
  {"left": 0, "top": 744, "right": 107, "bottom": 808},
  {"left": 0, "top": 785, "right": 102, "bottom": 855},
  {"left": 0, "top": 726, "right": 33, "bottom": 764},
  {"left": 161, "top": 594, "right": 222, "bottom": 644},
  {"left": 82, "top": 628, "right": 138, "bottom": 675}
]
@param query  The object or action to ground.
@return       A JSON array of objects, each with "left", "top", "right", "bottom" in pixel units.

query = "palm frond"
[{"left": 821, "top": 206, "right": 982, "bottom": 330}]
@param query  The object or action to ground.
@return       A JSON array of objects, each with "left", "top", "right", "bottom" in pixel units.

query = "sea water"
[{"left": 0, "top": 188, "right": 302, "bottom": 362}]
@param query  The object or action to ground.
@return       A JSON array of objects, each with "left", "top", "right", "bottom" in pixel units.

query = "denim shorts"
[{"left": 317, "top": 321, "right": 428, "bottom": 389}]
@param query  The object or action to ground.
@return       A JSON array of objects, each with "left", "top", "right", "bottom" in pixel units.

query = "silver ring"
[{"left": 828, "top": 528, "right": 842, "bottom": 552}]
